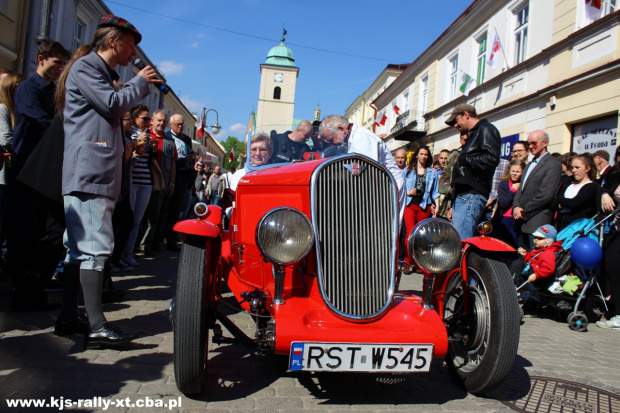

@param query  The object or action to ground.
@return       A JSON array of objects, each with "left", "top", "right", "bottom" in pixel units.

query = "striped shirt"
[{"left": 131, "top": 130, "right": 152, "bottom": 186}]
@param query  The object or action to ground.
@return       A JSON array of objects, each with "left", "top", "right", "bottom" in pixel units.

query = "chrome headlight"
[
  {"left": 256, "top": 207, "right": 314, "bottom": 264},
  {"left": 407, "top": 218, "right": 461, "bottom": 273}
]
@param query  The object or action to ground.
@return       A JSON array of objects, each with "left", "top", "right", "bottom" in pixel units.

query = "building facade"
[
  {"left": 370, "top": 0, "right": 618, "bottom": 163},
  {"left": 0, "top": 0, "right": 29, "bottom": 73},
  {"left": 344, "top": 64, "right": 409, "bottom": 133}
]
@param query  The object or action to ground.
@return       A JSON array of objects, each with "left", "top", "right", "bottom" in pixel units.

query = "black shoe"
[
  {"left": 142, "top": 248, "right": 153, "bottom": 256},
  {"left": 151, "top": 243, "right": 162, "bottom": 252},
  {"left": 55, "top": 316, "right": 89, "bottom": 336},
  {"left": 166, "top": 244, "right": 179, "bottom": 252},
  {"left": 85, "top": 322, "right": 143, "bottom": 349},
  {"left": 522, "top": 298, "right": 541, "bottom": 311},
  {"left": 45, "top": 279, "right": 64, "bottom": 292},
  {"left": 101, "top": 290, "right": 125, "bottom": 304}
]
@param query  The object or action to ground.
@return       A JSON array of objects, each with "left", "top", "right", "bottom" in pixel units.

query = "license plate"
[{"left": 289, "top": 342, "right": 433, "bottom": 372}]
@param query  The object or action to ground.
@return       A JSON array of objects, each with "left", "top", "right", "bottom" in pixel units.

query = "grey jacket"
[
  {"left": 513, "top": 153, "right": 562, "bottom": 233},
  {"left": 62, "top": 51, "right": 150, "bottom": 199}
]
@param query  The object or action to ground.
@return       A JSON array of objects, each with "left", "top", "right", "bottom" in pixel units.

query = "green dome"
[{"left": 265, "top": 39, "right": 296, "bottom": 67}]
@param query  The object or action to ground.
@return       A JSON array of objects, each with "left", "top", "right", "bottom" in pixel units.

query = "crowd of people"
[{"left": 392, "top": 104, "right": 619, "bottom": 330}]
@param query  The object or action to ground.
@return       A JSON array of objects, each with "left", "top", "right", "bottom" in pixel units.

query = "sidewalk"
[{"left": 1, "top": 250, "right": 619, "bottom": 412}]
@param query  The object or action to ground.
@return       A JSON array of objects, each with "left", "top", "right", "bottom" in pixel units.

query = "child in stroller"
[{"left": 514, "top": 224, "right": 568, "bottom": 310}]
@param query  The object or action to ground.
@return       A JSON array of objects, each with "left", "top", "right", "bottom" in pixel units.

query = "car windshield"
[{"left": 243, "top": 123, "right": 380, "bottom": 173}]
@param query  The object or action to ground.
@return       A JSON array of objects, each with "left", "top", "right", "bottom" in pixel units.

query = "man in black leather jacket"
[{"left": 445, "top": 104, "right": 500, "bottom": 239}]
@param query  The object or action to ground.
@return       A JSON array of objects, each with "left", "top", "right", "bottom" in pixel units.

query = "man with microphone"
[{"left": 61, "top": 15, "right": 162, "bottom": 349}]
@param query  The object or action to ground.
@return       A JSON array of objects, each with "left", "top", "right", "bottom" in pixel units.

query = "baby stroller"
[{"left": 514, "top": 208, "right": 618, "bottom": 332}]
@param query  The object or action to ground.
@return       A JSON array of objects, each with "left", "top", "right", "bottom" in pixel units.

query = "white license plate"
[{"left": 289, "top": 342, "right": 433, "bottom": 372}]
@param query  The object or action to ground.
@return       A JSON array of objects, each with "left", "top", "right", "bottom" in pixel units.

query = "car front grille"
[{"left": 311, "top": 155, "right": 398, "bottom": 319}]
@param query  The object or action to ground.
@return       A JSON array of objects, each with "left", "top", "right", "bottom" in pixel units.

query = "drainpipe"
[
  {"left": 361, "top": 97, "right": 366, "bottom": 127},
  {"left": 35, "top": 0, "right": 52, "bottom": 44},
  {"left": 369, "top": 103, "right": 378, "bottom": 133}
]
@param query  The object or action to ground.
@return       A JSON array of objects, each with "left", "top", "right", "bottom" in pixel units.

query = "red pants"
[{"left": 403, "top": 203, "right": 431, "bottom": 263}]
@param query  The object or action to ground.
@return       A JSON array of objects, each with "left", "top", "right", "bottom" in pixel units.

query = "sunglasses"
[{"left": 136, "top": 116, "right": 151, "bottom": 121}]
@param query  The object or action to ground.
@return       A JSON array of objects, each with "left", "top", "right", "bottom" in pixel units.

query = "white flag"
[
  {"left": 486, "top": 27, "right": 503, "bottom": 69},
  {"left": 584, "top": 0, "right": 603, "bottom": 24},
  {"left": 459, "top": 71, "right": 476, "bottom": 96}
]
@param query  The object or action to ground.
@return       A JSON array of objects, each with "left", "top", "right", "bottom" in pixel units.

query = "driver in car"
[{"left": 319, "top": 114, "right": 406, "bottom": 221}]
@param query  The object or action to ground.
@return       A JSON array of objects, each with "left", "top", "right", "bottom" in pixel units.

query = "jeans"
[
  {"left": 125, "top": 184, "right": 152, "bottom": 254},
  {"left": 209, "top": 193, "right": 221, "bottom": 207},
  {"left": 452, "top": 193, "right": 487, "bottom": 240}
]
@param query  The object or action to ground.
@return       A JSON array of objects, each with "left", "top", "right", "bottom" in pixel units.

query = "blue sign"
[{"left": 501, "top": 134, "right": 520, "bottom": 160}]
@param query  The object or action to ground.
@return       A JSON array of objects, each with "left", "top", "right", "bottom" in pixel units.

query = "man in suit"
[
  {"left": 513, "top": 130, "right": 562, "bottom": 250},
  {"left": 165, "top": 114, "right": 193, "bottom": 251},
  {"left": 62, "top": 15, "right": 160, "bottom": 348}
]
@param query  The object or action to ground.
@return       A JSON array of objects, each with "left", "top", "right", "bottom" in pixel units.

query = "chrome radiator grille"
[{"left": 312, "top": 156, "right": 397, "bottom": 319}]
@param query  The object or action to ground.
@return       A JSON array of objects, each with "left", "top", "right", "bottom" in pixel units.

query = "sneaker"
[
  {"left": 596, "top": 315, "right": 620, "bottom": 329},
  {"left": 124, "top": 255, "right": 140, "bottom": 267},
  {"left": 116, "top": 259, "right": 134, "bottom": 272},
  {"left": 110, "top": 263, "right": 121, "bottom": 273}
]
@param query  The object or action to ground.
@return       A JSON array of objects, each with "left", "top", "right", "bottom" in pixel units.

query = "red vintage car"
[{"left": 171, "top": 131, "right": 520, "bottom": 396}]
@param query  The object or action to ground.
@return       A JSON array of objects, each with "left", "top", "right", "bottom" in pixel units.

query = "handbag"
[{"left": 150, "top": 157, "right": 166, "bottom": 191}]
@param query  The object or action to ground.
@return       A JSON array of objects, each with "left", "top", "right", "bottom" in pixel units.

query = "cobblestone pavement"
[{"left": 1, "top": 249, "right": 619, "bottom": 412}]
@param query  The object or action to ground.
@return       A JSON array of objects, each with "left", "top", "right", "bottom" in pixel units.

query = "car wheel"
[
  {"left": 443, "top": 251, "right": 520, "bottom": 394},
  {"left": 173, "top": 235, "right": 217, "bottom": 395}
]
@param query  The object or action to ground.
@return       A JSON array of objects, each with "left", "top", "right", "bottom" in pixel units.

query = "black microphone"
[{"left": 133, "top": 58, "right": 170, "bottom": 95}]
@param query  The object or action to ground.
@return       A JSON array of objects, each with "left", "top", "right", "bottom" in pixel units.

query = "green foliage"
[{"left": 221, "top": 136, "right": 246, "bottom": 170}]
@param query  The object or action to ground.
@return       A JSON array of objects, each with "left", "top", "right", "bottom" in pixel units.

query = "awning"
[{"left": 191, "top": 140, "right": 220, "bottom": 166}]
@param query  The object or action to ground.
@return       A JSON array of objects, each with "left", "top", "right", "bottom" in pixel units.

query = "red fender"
[
  {"left": 173, "top": 205, "right": 222, "bottom": 237},
  {"left": 461, "top": 236, "right": 515, "bottom": 252}
]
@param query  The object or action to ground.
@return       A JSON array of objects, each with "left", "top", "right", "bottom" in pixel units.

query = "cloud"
[
  {"left": 180, "top": 95, "right": 203, "bottom": 113},
  {"left": 229, "top": 123, "right": 246, "bottom": 135},
  {"left": 191, "top": 42, "right": 199, "bottom": 48},
  {"left": 158, "top": 60, "right": 184, "bottom": 76}
]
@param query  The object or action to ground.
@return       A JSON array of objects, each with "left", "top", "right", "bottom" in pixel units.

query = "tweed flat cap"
[{"left": 98, "top": 15, "right": 142, "bottom": 45}]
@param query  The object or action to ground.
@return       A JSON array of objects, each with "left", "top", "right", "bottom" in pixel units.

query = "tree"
[{"left": 221, "top": 136, "right": 246, "bottom": 170}]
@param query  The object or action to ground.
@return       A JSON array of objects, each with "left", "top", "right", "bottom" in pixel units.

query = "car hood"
[{"left": 238, "top": 158, "right": 326, "bottom": 187}]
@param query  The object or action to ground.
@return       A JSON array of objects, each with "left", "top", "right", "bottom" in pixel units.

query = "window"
[
  {"left": 448, "top": 55, "right": 459, "bottom": 101},
  {"left": 403, "top": 89, "right": 409, "bottom": 112},
  {"left": 418, "top": 75, "right": 428, "bottom": 122},
  {"left": 72, "top": 20, "right": 85, "bottom": 52},
  {"left": 476, "top": 34, "right": 487, "bottom": 85},
  {"left": 513, "top": 3, "right": 529, "bottom": 65},
  {"left": 273, "top": 86, "right": 281, "bottom": 100}
]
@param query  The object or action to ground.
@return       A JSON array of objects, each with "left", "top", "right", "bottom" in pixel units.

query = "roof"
[{"left": 265, "top": 39, "right": 297, "bottom": 67}]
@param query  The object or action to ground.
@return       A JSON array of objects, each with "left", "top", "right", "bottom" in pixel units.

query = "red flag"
[
  {"left": 586, "top": 0, "right": 601, "bottom": 8},
  {"left": 374, "top": 110, "right": 387, "bottom": 127},
  {"left": 196, "top": 108, "right": 205, "bottom": 138},
  {"left": 392, "top": 100, "right": 400, "bottom": 116},
  {"left": 228, "top": 148, "right": 234, "bottom": 162}
]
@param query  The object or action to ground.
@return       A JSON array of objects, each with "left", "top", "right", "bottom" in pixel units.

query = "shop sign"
[{"left": 572, "top": 116, "right": 618, "bottom": 163}]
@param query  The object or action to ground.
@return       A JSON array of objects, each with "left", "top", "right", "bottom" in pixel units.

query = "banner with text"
[{"left": 572, "top": 116, "right": 618, "bottom": 165}]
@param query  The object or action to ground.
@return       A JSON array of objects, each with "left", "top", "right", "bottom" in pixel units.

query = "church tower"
[{"left": 255, "top": 38, "right": 299, "bottom": 133}]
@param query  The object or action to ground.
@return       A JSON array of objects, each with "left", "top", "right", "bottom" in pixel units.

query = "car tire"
[
  {"left": 443, "top": 251, "right": 520, "bottom": 394},
  {"left": 173, "top": 235, "right": 216, "bottom": 395}
]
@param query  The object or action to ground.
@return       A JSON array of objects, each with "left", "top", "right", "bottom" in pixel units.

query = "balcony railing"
[{"left": 390, "top": 110, "right": 428, "bottom": 135}]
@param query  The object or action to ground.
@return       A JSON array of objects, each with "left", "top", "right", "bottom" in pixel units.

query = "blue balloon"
[{"left": 570, "top": 237, "right": 603, "bottom": 270}]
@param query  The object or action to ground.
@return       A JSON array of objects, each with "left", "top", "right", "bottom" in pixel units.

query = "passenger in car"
[
  {"left": 270, "top": 120, "right": 313, "bottom": 164},
  {"left": 229, "top": 133, "right": 273, "bottom": 191}
]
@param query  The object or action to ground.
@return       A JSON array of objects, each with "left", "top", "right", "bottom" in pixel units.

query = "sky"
[{"left": 106, "top": 0, "right": 470, "bottom": 141}]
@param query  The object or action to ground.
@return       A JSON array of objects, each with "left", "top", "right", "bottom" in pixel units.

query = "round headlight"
[
  {"left": 407, "top": 218, "right": 461, "bottom": 273},
  {"left": 256, "top": 208, "right": 314, "bottom": 264}
]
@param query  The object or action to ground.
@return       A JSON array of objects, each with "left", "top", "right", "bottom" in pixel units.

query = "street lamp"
[{"left": 205, "top": 108, "right": 221, "bottom": 134}]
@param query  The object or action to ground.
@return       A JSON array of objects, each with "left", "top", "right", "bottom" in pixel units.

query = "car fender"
[
  {"left": 174, "top": 205, "right": 222, "bottom": 237},
  {"left": 461, "top": 236, "right": 515, "bottom": 252}
]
